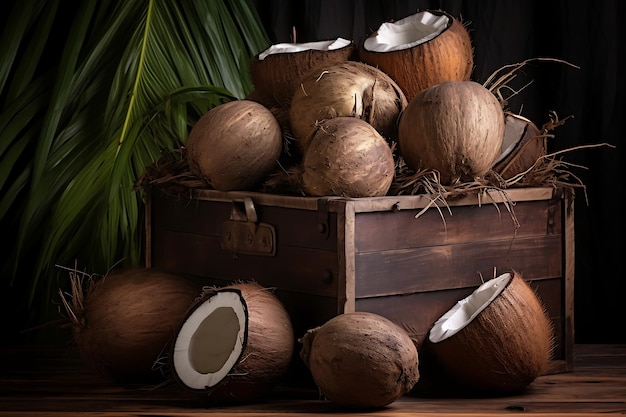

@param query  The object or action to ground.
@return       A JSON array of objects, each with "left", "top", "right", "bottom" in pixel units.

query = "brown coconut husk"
[
  {"left": 248, "top": 37, "right": 357, "bottom": 110},
  {"left": 137, "top": 54, "right": 611, "bottom": 207},
  {"left": 300, "top": 311, "right": 419, "bottom": 409},
  {"left": 359, "top": 10, "right": 474, "bottom": 101},
  {"left": 288, "top": 60, "right": 408, "bottom": 154},
  {"left": 427, "top": 271, "right": 554, "bottom": 393},
  {"left": 58, "top": 264, "right": 200, "bottom": 384}
]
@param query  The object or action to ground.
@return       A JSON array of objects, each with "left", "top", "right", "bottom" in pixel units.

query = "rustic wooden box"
[{"left": 145, "top": 186, "right": 575, "bottom": 376}]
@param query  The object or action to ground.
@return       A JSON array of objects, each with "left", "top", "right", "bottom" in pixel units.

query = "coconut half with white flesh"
[
  {"left": 171, "top": 282, "right": 294, "bottom": 404},
  {"left": 493, "top": 113, "right": 546, "bottom": 179},
  {"left": 359, "top": 10, "right": 473, "bottom": 101},
  {"left": 428, "top": 271, "right": 553, "bottom": 393},
  {"left": 248, "top": 37, "right": 356, "bottom": 109}
]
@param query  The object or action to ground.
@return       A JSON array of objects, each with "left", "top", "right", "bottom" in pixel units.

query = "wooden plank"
[
  {"left": 354, "top": 235, "right": 563, "bottom": 297},
  {"left": 151, "top": 229, "right": 339, "bottom": 297},
  {"left": 563, "top": 191, "right": 576, "bottom": 371},
  {"left": 187, "top": 187, "right": 556, "bottom": 212},
  {"left": 338, "top": 201, "right": 356, "bottom": 313},
  {"left": 151, "top": 191, "right": 338, "bottom": 251},
  {"left": 354, "top": 199, "right": 560, "bottom": 252},
  {"left": 1, "top": 344, "right": 623, "bottom": 417},
  {"left": 348, "top": 186, "right": 556, "bottom": 212},
  {"left": 193, "top": 188, "right": 328, "bottom": 209}
]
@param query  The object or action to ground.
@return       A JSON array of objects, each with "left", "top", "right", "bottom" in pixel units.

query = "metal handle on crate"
[{"left": 220, "top": 197, "right": 276, "bottom": 256}]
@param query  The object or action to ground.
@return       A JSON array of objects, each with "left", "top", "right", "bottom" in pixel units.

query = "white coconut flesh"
[
  {"left": 429, "top": 273, "right": 512, "bottom": 343},
  {"left": 258, "top": 37, "right": 352, "bottom": 60},
  {"left": 363, "top": 11, "right": 449, "bottom": 52},
  {"left": 495, "top": 114, "right": 532, "bottom": 164},
  {"left": 173, "top": 290, "right": 247, "bottom": 389}
]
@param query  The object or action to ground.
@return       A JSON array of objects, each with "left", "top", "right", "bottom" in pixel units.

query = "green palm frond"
[{"left": 0, "top": 0, "right": 270, "bottom": 324}]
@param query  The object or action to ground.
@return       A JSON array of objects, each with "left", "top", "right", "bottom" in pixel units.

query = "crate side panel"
[
  {"left": 354, "top": 199, "right": 560, "bottom": 252},
  {"left": 151, "top": 229, "right": 339, "bottom": 297},
  {"left": 354, "top": 235, "right": 563, "bottom": 297},
  {"left": 530, "top": 278, "right": 565, "bottom": 360},
  {"left": 151, "top": 191, "right": 338, "bottom": 250}
]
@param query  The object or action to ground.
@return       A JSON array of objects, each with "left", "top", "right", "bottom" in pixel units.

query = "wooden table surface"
[{"left": 0, "top": 343, "right": 624, "bottom": 417}]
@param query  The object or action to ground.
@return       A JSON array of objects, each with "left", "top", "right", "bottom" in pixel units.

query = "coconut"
[
  {"left": 301, "top": 117, "right": 395, "bottom": 197},
  {"left": 171, "top": 282, "right": 294, "bottom": 404},
  {"left": 289, "top": 60, "right": 407, "bottom": 154},
  {"left": 247, "top": 37, "right": 357, "bottom": 109},
  {"left": 359, "top": 10, "right": 474, "bottom": 101},
  {"left": 493, "top": 113, "right": 546, "bottom": 179},
  {"left": 398, "top": 80, "right": 505, "bottom": 185},
  {"left": 300, "top": 312, "right": 419, "bottom": 409},
  {"left": 186, "top": 99, "right": 282, "bottom": 191},
  {"left": 428, "top": 271, "right": 554, "bottom": 393},
  {"left": 61, "top": 267, "right": 200, "bottom": 384}
]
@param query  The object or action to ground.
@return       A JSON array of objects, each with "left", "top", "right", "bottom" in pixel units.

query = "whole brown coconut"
[
  {"left": 289, "top": 60, "right": 407, "bottom": 154},
  {"left": 186, "top": 99, "right": 282, "bottom": 191},
  {"left": 360, "top": 10, "right": 474, "bottom": 101},
  {"left": 301, "top": 117, "right": 395, "bottom": 197},
  {"left": 171, "top": 282, "right": 294, "bottom": 405},
  {"left": 398, "top": 80, "right": 505, "bottom": 185},
  {"left": 247, "top": 37, "right": 357, "bottom": 109},
  {"left": 428, "top": 271, "right": 554, "bottom": 393},
  {"left": 300, "top": 311, "right": 420, "bottom": 409},
  {"left": 64, "top": 268, "right": 200, "bottom": 384}
]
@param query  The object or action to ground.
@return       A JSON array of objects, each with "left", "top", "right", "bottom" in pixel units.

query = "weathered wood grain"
[{"left": 0, "top": 345, "right": 623, "bottom": 416}]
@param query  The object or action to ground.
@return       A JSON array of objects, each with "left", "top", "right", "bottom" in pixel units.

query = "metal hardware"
[
  {"left": 221, "top": 197, "right": 276, "bottom": 256},
  {"left": 317, "top": 197, "right": 330, "bottom": 239}
]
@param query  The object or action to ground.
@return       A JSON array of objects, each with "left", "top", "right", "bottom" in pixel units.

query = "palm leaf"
[{"left": 0, "top": 0, "right": 270, "bottom": 324}]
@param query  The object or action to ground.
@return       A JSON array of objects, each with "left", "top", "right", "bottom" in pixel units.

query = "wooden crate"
[{"left": 145, "top": 186, "right": 575, "bottom": 377}]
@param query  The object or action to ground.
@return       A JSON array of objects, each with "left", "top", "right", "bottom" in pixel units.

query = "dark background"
[{"left": 252, "top": 0, "right": 625, "bottom": 343}]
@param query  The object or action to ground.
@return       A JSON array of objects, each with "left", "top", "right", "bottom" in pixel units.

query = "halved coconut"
[
  {"left": 171, "top": 282, "right": 294, "bottom": 404},
  {"left": 359, "top": 10, "right": 473, "bottom": 101},
  {"left": 289, "top": 60, "right": 407, "bottom": 154},
  {"left": 186, "top": 99, "right": 282, "bottom": 191},
  {"left": 493, "top": 113, "right": 546, "bottom": 179},
  {"left": 301, "top": 117, "right": 395, "bottom": 197},
  {"left": 248, "top": 38, "right": 356, "bottom": 109},
  {"left": 428, "top": 271, "right": 553, "bottom": 393}
]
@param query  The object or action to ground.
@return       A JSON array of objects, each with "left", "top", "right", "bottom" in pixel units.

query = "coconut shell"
[
  {"left": 398, "top": 80, "right": 505, "bottom": 185},
  {"left": 186, "top": 99, "right": 282, "bottom": 191},
  {"left": 71, "top": 268, "right": 200, "bottom": 384},
  {"left": 493, "top": 113, "right": 546, "bottom": 179},
  {"left": 300, "top": 311, "right": 420, "bottom": 409},
  {"left": 289, "top": 60, "right": 407, "bottom": 154},
  {"left": 248, "top": 39, "right": 357, "bottom": 109},
  {"left": 359, "top": 10, "right": 474, "bottom": 102},
  {"left": 301, "top": 117, "right": 395, "bottom": 197},
  {"left": 428, "top": 271, "right": 554, "bottom": 393},
  {"left": 171, "top": 282, "right": 294, "bottom": 405}
]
